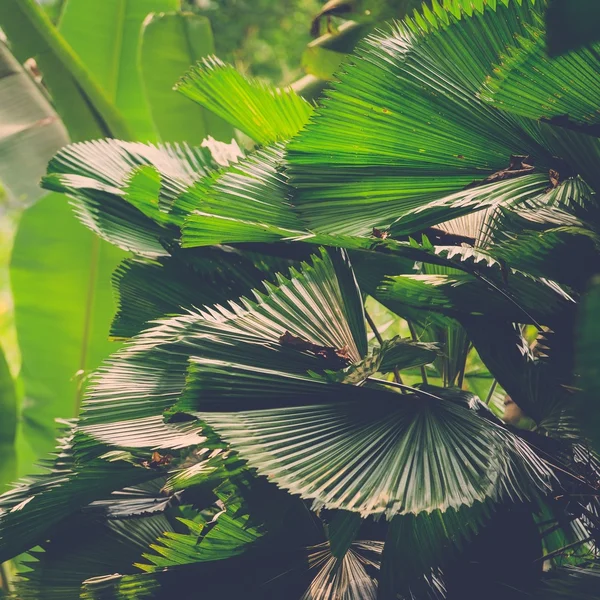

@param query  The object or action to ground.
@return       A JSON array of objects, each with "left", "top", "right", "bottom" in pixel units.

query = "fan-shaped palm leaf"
[
  {"left": 286, "top": 0, "right": 551, "bottom": 236},
  {"left": 481, "top": 26, "right": 600, "bottom": 133},
  {"left": 176, "top": 56, "right": 313, "bottom": 145}
]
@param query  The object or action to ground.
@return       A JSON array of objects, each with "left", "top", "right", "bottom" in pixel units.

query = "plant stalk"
[
  {"left": 367, "top": 377, "right": 441, "bottom": 401},
  {"left": 364, "top": 309, "right": 405, "bottom": 388},
  {"left": 485, "top": 379, "right": 498, "bottom": 405},
  {"left": 0, "top": 561, "right": 11, "bottom": 594},
  {"left": 407, "top": 321, "right": 428, "bottom": 385}
]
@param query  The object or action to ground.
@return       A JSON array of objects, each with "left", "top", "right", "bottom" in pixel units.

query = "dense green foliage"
[
  {"left": 0, "top": 0, "right": 235, "bottom": 487},
  {"left": 1, "top": 0, "right": 600, "bottom": 598}
]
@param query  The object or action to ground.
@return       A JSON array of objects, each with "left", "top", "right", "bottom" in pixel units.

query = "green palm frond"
[
  {"left": 3, "top": 0, "right": 600, "bottom": 596},
  {"left": 41, "top": 139, "right": 231, "bottom": 256},
  {"left": 538, "top": 121, "right": 600, "bottom": 195},
  {"left": 487, "top": 207, "right": 600, "bottom": 289},
  {"left": 14, "top": 514, "right": 172, "bottom": 600},
  {"left": 300, "top": 540, "right": 381, "bottom": 600},
  {"left": 482, "top": 26, "right": 600, "bottom": 132},
  {"left": 179, "top": 144, "right": 309, "bottom": 245},
  {"left": 110, "top": 249, "right": 270, "bottom": 338},
  {"left": 73, "top": 251, "right": 550, "bottom": 523},
  {"left": 463, "top": 318, "right": 575, "bottom": 427},
  {"left": 75, "top": 249, "right": 367, "bottom": 450},
  {"left": 537, "top": 566, "right": 600, "bottom": 599},
  {"left": 139, "top": 508, "right": 263, "bottom": 570},
  {"left": 176, "top": 56, "right": 314, "bottom": 145},
  {"left": 387, "top": 174, "right": 549, "bottom": 240},
  {"left": 378, "top": 269, "right": 574, "bottom": 325},
  {"left": 576, "top": 277, "right": 600, "bottom": 452},
  {"left": 192, "top": 381, "right": 552, "bottom": 518},
  {"left": 175, "top": 144, "right": 297, "bottom": 226},
  {"left": 379, "top": 501, "right": 492, "bottom": 598},
  {"left": 286, "top": 0, "right": 549, "bottom": 236},
  {"left": 0, "top": 427, "right": 158, "bottom": 563}
]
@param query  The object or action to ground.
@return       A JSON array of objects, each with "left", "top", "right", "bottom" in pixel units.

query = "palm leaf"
[
  {"left": 175, "top": 56, "right": 313, "bottom": 145},
  {"left": 538, "top": 121, "right": 600, "bottom": 193},
  {"left": 300, "top": 541, "right": 381, "bottom": 600},
  {"left": 179, "top": 144, "right": 306, "bottom": 245},
  {"left": 537, "top": 566, "right": 600, "bottom": 599},
  {"left": 0, "top": 428, "right": 157, "bottom": 563},
  {"left": 286, "top": 0, "right": 551, "bottom": 236},
  {"left": 378, "top": 270, "right": 573, "bottom": 325},
  {"left": 378, "top": 502, "right": 492, "bottom": 599},
  {"left": 41, "top": 138, "right": 236, "bottom": 256},
  {"left": 75, "top": 249, "right": 365, "bottom": 452},
  {"left": 78, "top": 250, "right": 551, "bottom": 520},
  {"left": 189, "top": 377, "right": 552, "bottom": 518},
  {"left": 14, "top": 513, "right": 172, "bottom": 600},
  {"left": 576, "top": 278, "right": 600, "bottom": 453},
  {"left": 110, "top": 249, "right": 269, "bottom": 338},
  {"left": 463, "top": 318, "right": 573, "bottom": 427},
  {"left": 139, "top": 509, "right": 263, "bottom": 570},
  {"left": 387, "top": 174, "right": 549, "bottom": 239},
  {"left": 487, "top": 206, "right": 599, "bottom": 290},
  {"left": 482, "top": 26, "right": 600, "bottom": 133}
]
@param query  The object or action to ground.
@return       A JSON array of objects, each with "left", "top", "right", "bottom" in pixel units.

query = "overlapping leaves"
[{"left": 4, "top": 0, "right": 600, "bottom": 597}]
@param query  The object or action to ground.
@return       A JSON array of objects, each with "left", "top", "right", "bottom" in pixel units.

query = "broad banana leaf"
[
  {"left": 3, "top": 0, "right": 233, "bottom": 474},
  {"left": 10, "top": 193, "right": 125, "bottom": 460},
  {"left": 0, "top": 0, "right": 130, "bottom": 140},
  {"left": 56, "top": 0, "right": 179, "bottom": 142},
  {"left": 0, "top": 343, "right": 18, "bottom": 490},
  {"left": 140, "top": 11, "right": 234, "bottom": 144}
]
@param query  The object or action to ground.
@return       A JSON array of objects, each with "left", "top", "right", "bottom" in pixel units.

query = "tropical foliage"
[
  {"left": 0, "top": 0, "right": 235, "bottom": 489},
  {"left": 1, "top": 0, "right": 600, "bottom": 598}
]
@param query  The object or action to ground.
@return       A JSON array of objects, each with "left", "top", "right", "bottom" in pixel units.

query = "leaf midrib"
[{"left": 108, "top": 0, "right": 126, "bottom": 100}]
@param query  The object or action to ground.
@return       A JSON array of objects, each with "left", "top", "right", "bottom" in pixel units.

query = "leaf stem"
[
  {"left": 534, "top": 537, "right": 593, "bottom": 563},
  {"left": 75, "top": 235, "right": 100, "bottom": 416},
  {"left": 0, "top": 561, "right": 11, "bottom": 594},
  {"left": 364, "top": 309, "right": 404, "bottom": 388},
  {"left": 456, "top": 342, "right": 471, "bottom": 389},
  {"left": 407, "top": 321, "right": 428, "bottom": 385},
  {"left": 367, "top": 376, "right": 441, "bottom": 401},
  {"left": 485, "top": 379, "right": 498, "bottom": 405}
]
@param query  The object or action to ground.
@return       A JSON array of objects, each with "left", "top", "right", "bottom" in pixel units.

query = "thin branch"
[
  {"left": 407, "top": 321, "right": 428, "bottom": 385},
  {"left": 75, "top": 235, "right": 100, "bottom": 416},
  {"left": 485, "top": 380, "right": 498, "bottom": 405},
  {"left": 472, "top": 271, "right": 543, "bottom": 329},
  {"left": 365, "top": 309, "right": 405, "bottom": 388},
  {"left": 456, "top": 341, "right": 472, "bottom": 389},
  {"left": 367, "top": 377, "right": 441, "bottom": 401},
  {"left": 540, "top": 523, "right": 568, "bottom": 539},
  {"left": 0, "top": 561, "right": 11, "bottom": 594},
  {"left": 534, "top": 537, "right": 593, "bottom": 563},
  {"left": 365, "top": 309, "right": 385, "bottom": 346}
]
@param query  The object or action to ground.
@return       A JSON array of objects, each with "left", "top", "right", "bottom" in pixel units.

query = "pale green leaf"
[
  {"left": 57, "top": 0, "right": 179, "bottom": 141},
  {"left": 140, "top": 11, "right": 234, "bottom": 144},
  {"left": 176, "top": 56, "right": 314, "bottom": 145},
  {"left": 10, "top": 193, "right": 124, "bottom": 457},
  {"left": 0, "top": 0, "right": 131, "bottom": 140}
]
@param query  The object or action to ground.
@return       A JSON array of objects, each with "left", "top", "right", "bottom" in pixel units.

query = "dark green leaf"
[
  {"left": 482, "top": 26, "right": 600, "bottom": 133},
  {"left": 546, "top": 0, "right": 600, "bottom": 56}
]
